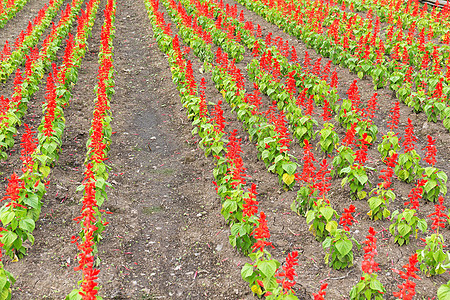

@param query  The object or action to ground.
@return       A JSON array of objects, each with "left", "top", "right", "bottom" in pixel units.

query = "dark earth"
[{"left": 1, "top": 0, "right": 450, "bottom": 299}]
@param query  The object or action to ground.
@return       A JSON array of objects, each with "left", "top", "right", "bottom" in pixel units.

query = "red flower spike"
[
  {"left": 339, "top": 205, "right": 357, "bottom": 231},
  {"left": 243, "top": 184, "right": 259, "bottom": 218},
  {"left": 313, "top": 283, "right": 328, "bottom": 300},
  {"left": 392, "top": 253, "right": 421, "bottom": 299},
  {"left": 276, "top": 251, "right": 299, "bottom": 294},
  {"left": 402, "top": 118, "right": 417, "bottom": 153},
  {"left": 423, "top": 135, "right": 437, "bottom": 166},
  {"left": 361, "top": 227, "right": 380, "bottom": 275},
  {"left": 251, "top": 212, "right": 274, "bottom": 252},
  {"left": 428, "top": 196, "right": 449, "bottom": 233},
  {"left": 387, "top": 101, "right": 400, "bottom": 131}
]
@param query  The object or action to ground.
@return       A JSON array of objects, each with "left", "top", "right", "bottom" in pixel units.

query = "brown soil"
[{"left": 1, "top": 0, "right": 450, "bottom": 299}]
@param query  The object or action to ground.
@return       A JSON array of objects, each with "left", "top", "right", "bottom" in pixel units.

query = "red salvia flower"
[
  {"left": 354, "top": 133, "right": 371, "bottom": 165},
  {"left": 405, "top": 178, "right": 427, "bottom": 210},
  {"left": 276, "top": 251, "right": 299, "bottom": 294},
  {"left": 392, "top": 253, "right": 420, "bottom": 300},
  {"left": 402, "top": 118, "right": 417, "bottom": 153},
  {"left": 361, "top": 227, "right": 380, "bottom": 275},
  {"left": 314, "top": 159, "right": 331, "bottom": 197},
  {"left": 339, "top": 204, "right": 357, "bottom": 231},
  {"left": 313, "top": 283, "right": 328, "bottom": 300},
  {"left": 366, "top": 93, "right": 378, "bottom": 119},
  {"left": 423, "top": 135, "right": 437, "bottom": 166},
  {"left": 43, "top": 72, "right": 57, "bottom": 137},
  {"left": 387, "top": 101, "right": 400, "bottom": 131},
  {"left": 251, "top": 212, "right": 274, "bottom": 252},
  {"left": 330, "top": 70, "right": 338, "bottom": 88},
  {"left": 343, "top": 123, "right": 357, "bottom": 147},
  {"left": 304, "top": 51, "right": 311, "bottom": 71},
  {"left": 243, "top": 184, "right": 259, "bottom": 218},
  {"left": 299, "top": 139, "right": 316, "bottom": 183},
  {"left": 428, "top": 196, "right": 449, "bottom": 233}
]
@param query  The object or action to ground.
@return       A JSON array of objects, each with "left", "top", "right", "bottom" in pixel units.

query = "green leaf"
[
  {"left": 0, "top": 211, "right": 15, "bottom": 226},
  {"left": 335, "top": 240, "right": 353, "bottom": 256},
  {"left": 0, "top": 230, "right": 17, "bottom": 247},
  {"left": 438, "top": 283, "right": 450, "bottom": 300},
  {"left": 241, "top": 263, "right": 254, "bottom": 279},
  {"left": 369, "top": 279, "right": 384, "bottom": 292},
  {"left": 19, "top": 218, "right": 35, "bottom": 232},
  {"left": 282, "top": 173, "right": 295, "bottom": 186},
  {"left": 320, "top": 206, "right": 335, "bottom": 221},
  {"left": 398, "top": 223, "right": 411, "bottom": 237},
  {"left": 282, "top": 162, "right": 297, "bottom": 175},
  {"left": 24, "top": 194, "right": 39, "bottom": 210},
  {"left": 257, "top": 259, "right": 279, "bottom": 278}
]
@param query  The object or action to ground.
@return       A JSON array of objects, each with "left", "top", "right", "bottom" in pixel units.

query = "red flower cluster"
[
  {"left": 251, "top": 212, "right": 274, "bottom": 252},
  {"left": 20, "top": 124, "right": 38, "bottom": 173},
  {"left": 423, "top": 135, "right": 437, "bottom": 166},
  {"left": 43, "top": 72, "right": 57, "bottom": 137},
  {"left": 314, "top": 159, "right": 331, "bottom": 197},
  {"left": 276, "top": 251, "right": 299, "bottom": 294},
  {"left": 243, "top": 184, "right": 258, "bottom": 218},
  {"left": 379, "top": 153, "right": 397, "bottom": 190},
  {"left": 342, "top": 122, "right": 357, "bottom": 147},
  {"left": 354, "top": 133, "right": 370, "bottom": 165},
  {"left": 313, "top": 283, "right": 328, "bottom": 300},
  {"left": 1, "top": 173, "right": 25, "bottom": 209},
  {"left": 392, "top": 253, "right": 420, "bottom": 300},
  {"left": 361, "top": 227, "right": 380, "bottom": 275},
  {"left": 428, "top": 196, "right": 449, "bottom": 233},
  {"left": 339, "top": 204, "right": 357, "bottom": 231},
  {"left": 387, "top": 101, "right": 400, "bottom": 131},
  {"left": 73, "top": 164, "right": 100, "bottom": 299},
  {"left": 402, "top": 118, "right": 417, "bottom": 153},
  {"left": 347, "top": 80, "right": 361, "bottom": 113},
  {"left": 199, "top": 77, "right": 207, "bottom": 119},
  {"left": 404, "top": 178, "right": 426, "bottom": 210},
  {"left": 299, "top": 139, "right": 316, "bottom": 183},
  {"left": 225, "top": 130, "right": 247, "bottom": 188}
]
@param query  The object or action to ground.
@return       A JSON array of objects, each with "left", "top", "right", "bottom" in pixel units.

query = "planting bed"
[{"left": 1, "top": 0, "right": 450, "bottom": 298}]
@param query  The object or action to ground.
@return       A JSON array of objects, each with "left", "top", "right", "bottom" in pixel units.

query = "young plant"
[
  {"left": 318, "top": 122, "right": 339, "bottom": 154},
  {"left": 389, "top": 209, "right": 427, "bottom": 246},
  {"left": 241, "top": 213, "right": 300, "bottom": 299},
  {"left": 332, "top": 123, "right": 356, "bottom": 177},
  {"left": 306, "top": 198, "right": 338, "bottom": 242},
  {"left": 322, "top": 205, "right": 360, "bottom": 270},
  {"left": 417, "top": 197, "right": 450, "bottom": 276},
  {"left": 377, "top": 131, "right": 400, "bottom": 161},
  {"left": 367, "top": 154, "right": 397, "bottom": 220},
  {"left": 395, "top": 119, "right": 422, "bottom": 183},
  {"left": 291, "top": 140, "right": 316, "bottom": 215},
  {"left": 420, "top": 167, "right": 447, "bottom": 202},
  {"left": 341, "top": 133, "right": 373, "bottom": 199},
  {"left": 230, "top": 184, "right": 259, "bottom": 255},
  {"left": 349, "top": 227, "right": 386, "bottom": 300}
]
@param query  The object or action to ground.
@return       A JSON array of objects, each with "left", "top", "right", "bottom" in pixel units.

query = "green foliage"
[{"left": 389, "top": 209, "right": 427, "bottom": 246}]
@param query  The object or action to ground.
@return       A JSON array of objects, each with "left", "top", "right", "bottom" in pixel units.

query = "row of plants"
[
  {"left": 67, "top": 0, "right": 116, "bottom": 297},
  {"left": 234, "top": 0, "right": 450, "bottom": 133},
  {"left": 0, "top": 0, "right": 86, "bottom": 160},
  {"left": 0, "top": 0, "right": 65, "bottom": 81},
  {"left": 150, "top": 0, "right": 450, "bottom": 297},
  {"left": 146, "top": 2, "right": 302, "bottom": 298},
  {"left": 0, "top": 0, "right": 101, "bottom": 297},
  {"left": 335, "top": 0, "right": 450, "bottom": 41},
  {"left": 0, "top": 0, "right": 30, "bottom": 28}
]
